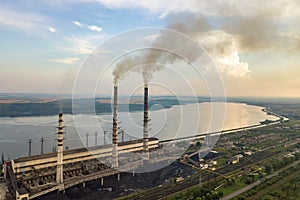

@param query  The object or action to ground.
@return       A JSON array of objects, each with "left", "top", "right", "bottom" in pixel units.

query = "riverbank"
[{"left": 161, "top": 107, "right": 287, "bottom": 143}]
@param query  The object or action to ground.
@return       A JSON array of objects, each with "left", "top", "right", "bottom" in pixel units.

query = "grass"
[
  {"left": 249, "top": 168, "right": 300, "bottom": 200},
  {"left": 261, "top": 169, "right": 300, "bottom": 200},
  {"left": 215, "top": 176, "right": 252, "bottom": 196}
]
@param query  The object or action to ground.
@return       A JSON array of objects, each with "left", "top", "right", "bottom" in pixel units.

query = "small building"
[
  {"left": 244, "top": 151, "right": 253, "bottom": 156},
  {"left": 227, "top": 157, "right": 238, "bottom": 165},
  {"left": 227, "top": 155, "right": 243, "bottom": 165},
  {"left": 176, "top": 177, "right": 184, "bottom": 182},
  {"left": 210, "top": 160, "right": 217, "bottom": 165},
  {"left": 200, "top": 164, "right": 208, "bottom": 169}
]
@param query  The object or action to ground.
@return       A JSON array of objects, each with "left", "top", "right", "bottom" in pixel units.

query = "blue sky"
[{"left": 0, "top": 0, "right": 300, "bottom": 97}]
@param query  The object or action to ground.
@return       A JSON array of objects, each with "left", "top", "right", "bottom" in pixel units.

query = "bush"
[
  {"left": 237, "top": 196, "right": 246, "bottom": 200},
  {"left": 218, "top": 191, "right": 223, "bottom": 197}
]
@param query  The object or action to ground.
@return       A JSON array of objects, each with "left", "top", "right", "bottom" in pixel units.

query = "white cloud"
[
  {"left": 198, "top": 30, "right": 251, "bottom": 78},
  {"left": 72, "top": 20, "right": 102, "bottom": 32},
  {"left": 216, "top": 51, "right": 250, "bottom": 78},
  {"left": 159, "top": 12, "right": 169, "bottom": 19},
  {"left": 73, "top": 21, "right": 83, "bottom": 27},
  {"left": 48, "top": 27, "right": 56, "bottom": 33},
  {"left": 0, "top": 4, "right": 53, "bottom": 34},
  {"left": 56, "top": 34, "right": 107, "bottom": 55},
  {"left": 87, "top": 25, "right": 102, "bottom": 32},
  {"left": 47, "top": 57, "right": 80, "bottom": 64},
  {"left": 59, "top": 36, "right": 95, "bottom": 54},
  {"left": 137, "top": 34, "right": 160, "bottom": 43},
  {"left": 90, "top": 0, "right": 300, "bottom": 19},
  {"left": 89, "top": 0, "right": 200, "bottom": 14}
]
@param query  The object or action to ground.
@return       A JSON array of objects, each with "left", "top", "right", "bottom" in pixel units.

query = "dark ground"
[{"left": 36, "top": 161, "right": 195, "bottom": 200}]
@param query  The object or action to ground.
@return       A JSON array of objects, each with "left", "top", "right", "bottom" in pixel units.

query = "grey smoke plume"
[
  {"left": 113, "top": 6, "right": 295, "bottom": 84},
  {"left": 113, "top": 13, "right": 210, "bottom": 85},
  {"left": 113, "top": 50, "right": 168, "bottom": 85}
]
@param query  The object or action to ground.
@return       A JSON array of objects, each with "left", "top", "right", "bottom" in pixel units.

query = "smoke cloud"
[
  {"left": 113, "top": 13, "right": 210, "bottom": 85},
  {"left": 198, "top": 30, "right": 251, "bottom": 77},
  {"left": 113, "top": 4, "right": 297, "bottom": 84},
  {"left": 112, "top": 50, "right": 169, "bottom": 85}
]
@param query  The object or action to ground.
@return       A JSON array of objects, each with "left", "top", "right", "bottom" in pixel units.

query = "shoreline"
[
  {"left": 0, "top": 101, "right": 271, "bottom": 119},
  {"left": 160, "top": 107, "right": 289, "bottom": 143}
]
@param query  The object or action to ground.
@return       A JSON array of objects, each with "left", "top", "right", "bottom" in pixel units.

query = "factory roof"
[{"left": 13, "top": 137, "right": 158, "bottom": 163}]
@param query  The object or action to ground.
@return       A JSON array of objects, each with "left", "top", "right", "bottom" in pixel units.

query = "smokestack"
[
  {"left": 112, "top": 85, "right": 118, "bottom": 167},
  {"left": 143, "top": 84, "right": 149, "bottom": 160},
  {"left": 56, "top": 113, "right": 64, "bottom": 184},
  {"left": 28, "top": 139, "right": 32, "bottom": 157},
  {"left": 40, "top": 138, "right": 44, "bottom": 154}
]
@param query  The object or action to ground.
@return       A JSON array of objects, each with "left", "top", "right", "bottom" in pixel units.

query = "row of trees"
[
  {"left": 235, "top": 162, "right": 300, "bottom": 200},
  {"left": 264, "top": 154, "right": 298, "bottom": 175}
]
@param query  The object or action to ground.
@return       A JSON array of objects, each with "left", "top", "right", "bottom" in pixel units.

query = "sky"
[{"left": 0, "top": 0, "right": 300, "bottom": 97}]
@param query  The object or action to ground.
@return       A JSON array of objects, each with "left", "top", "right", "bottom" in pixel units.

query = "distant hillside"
[{"left": 0, "top": 97, "right": 199, "bottom": 117}]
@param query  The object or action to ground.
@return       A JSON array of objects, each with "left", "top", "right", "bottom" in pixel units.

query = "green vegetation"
[
  {"left": 133, "top": 103, "right": 300, "bottom": 200},
  {"left": 168, "top": 185, "right": 223, "bottom": 200},
  {"left": 262, "top": 171, "right": 300, "bottom": 200},
  {"left": 235, "top": 162, "right": 300, "bottom": 200},
  {"left": 217, "top": 177, "right": 247, "bottom": 196}
]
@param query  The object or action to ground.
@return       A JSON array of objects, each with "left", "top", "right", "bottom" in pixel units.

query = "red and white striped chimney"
[
  {"left": 143, "top": 84, "right": 149, "bottom": 160},
  {"left": 56, "top": 113, "right": 64, "bottom": 184},
  {"left": 112, "top": 85, "right": 119, "bottom": 167}
]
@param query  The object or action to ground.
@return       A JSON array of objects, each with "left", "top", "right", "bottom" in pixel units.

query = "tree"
[
  {"left": 265, "top": 164, "right": 272, "bottom": 174},
  {"left": 218, "top": 191, "right": 223, "bottom": 197},
  {"left": 259, "top": 172, "right": 264, "bottom": 179}
]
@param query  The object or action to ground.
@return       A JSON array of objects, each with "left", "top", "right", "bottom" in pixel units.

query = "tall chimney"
[
  {"left": 56, "top": 113, "right": 64, "bottom": 184},
  {"left": 143, "top": 84, "right": 149, "bottom": 160},
  {"left": 112, "top": 85, "right": 119, "bottom": 167}
]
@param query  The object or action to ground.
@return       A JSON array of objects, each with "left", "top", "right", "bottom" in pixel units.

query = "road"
[{"left": 221, "top": 160, "right": 300, "bottom": 200}]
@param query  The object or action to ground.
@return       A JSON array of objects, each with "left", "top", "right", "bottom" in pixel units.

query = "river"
[{"left": 0, "top": 102, "right": 279, "bottom": 159}]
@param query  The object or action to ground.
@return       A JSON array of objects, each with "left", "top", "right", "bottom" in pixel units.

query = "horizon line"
[{"left": 0, "top": 92, "right": 300, "bottom": 99}]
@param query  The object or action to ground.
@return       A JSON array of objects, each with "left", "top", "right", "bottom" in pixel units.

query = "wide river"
[{"left": 0, "top": 102, "right": 279, "bottom": 159}]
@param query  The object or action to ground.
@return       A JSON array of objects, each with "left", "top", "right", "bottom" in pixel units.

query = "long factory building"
[
  {"left": 3, "top": 112, "right": 159, "bottom": 199},
  {"left": 11, "top": 138, "right": 160, "bottom": 179}
]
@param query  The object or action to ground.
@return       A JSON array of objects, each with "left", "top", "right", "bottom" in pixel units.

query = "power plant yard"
[
  {"left": 1, "top": 1, "right": 300, "bottom": 199},
  {"left": 1, "top": 99, "right": 300, "bottom": 200}
]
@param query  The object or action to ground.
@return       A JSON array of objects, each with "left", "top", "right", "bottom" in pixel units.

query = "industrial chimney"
[
  {"left": 56, "top": 113, "right": 64, "bottom": 184},
  {"left": 143, "top": 84, "right": 149, "bottom": 161},
  {"left": 112, "top": 85, "right": 119, "bottom": 167}
]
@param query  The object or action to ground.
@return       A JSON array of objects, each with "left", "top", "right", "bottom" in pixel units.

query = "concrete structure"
[
  {"left": 143, "top": 84, "right": 149, "bottom": 161},
  {"left": 10, "top": 138, "right": 159, "bottom": 178},
  {"left": 56, "top": 113, "right": 64, "bottom": 184},
  {"left": 227, "top": 154, "right": 243, "bottom": 165},
  {"left": 2, "top": 84, "right": 188, "bottom": 199},
  {"left": 4, "top": 137, "right": 160, "bottom": 199},
  {"left": 16, "top": 188, "right": 29, "bottom": 200},
  {"left": 2, "top": 110, "right": 163, "bottom": 199},
  {"left": 112, "top": 85, "right": 119, "bottom": 168}
]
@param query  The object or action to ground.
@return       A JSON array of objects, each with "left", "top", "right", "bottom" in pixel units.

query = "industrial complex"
[
  {"left": 1, "top": 84, "right": 290, "bottom": 200},
  {"left": 1, "top": 84, "right": 181, "bottom": 200}
]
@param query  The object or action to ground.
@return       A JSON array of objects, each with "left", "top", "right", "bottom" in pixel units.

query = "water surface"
[{"left": 0, "top": 102, "right": 279, "bottom": 158}]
